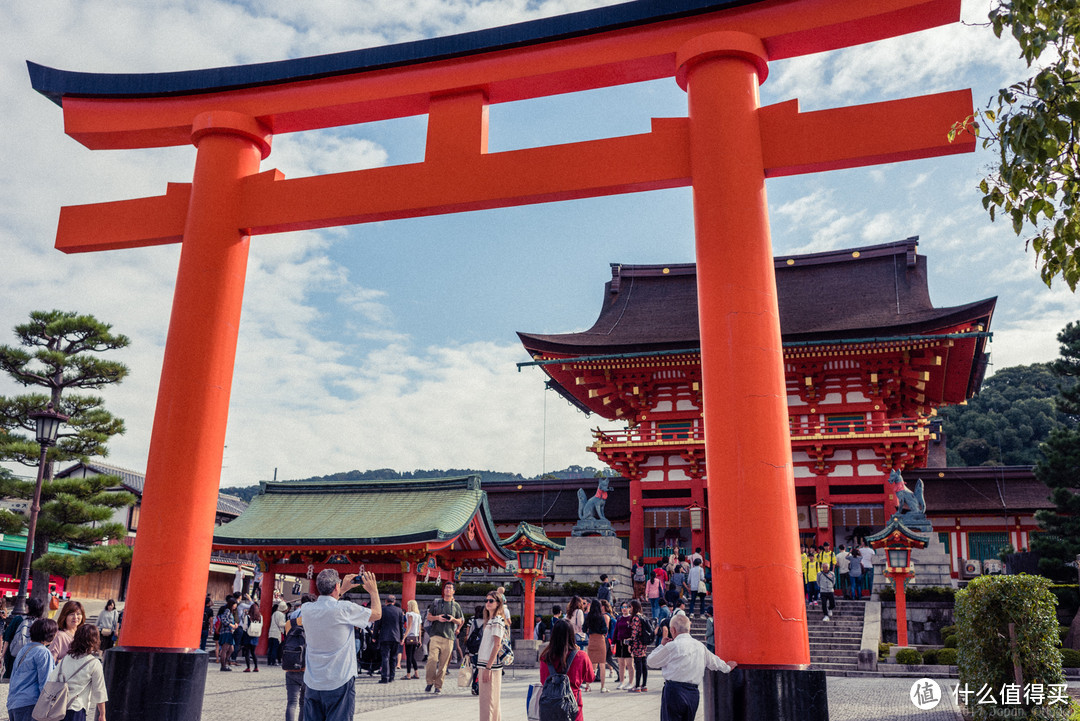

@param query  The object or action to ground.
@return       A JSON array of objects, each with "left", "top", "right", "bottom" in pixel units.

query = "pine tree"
[
  {"left": 1031, "top": 321, "right": 1080, "bottom": 580},
  {"left": 0, "top": 310, "right": 134, "bottom": 600}
]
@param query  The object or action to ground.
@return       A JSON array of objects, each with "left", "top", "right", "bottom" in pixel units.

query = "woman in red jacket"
[{"left": 539, "top": 620, "right": 594, "bottom": 721}]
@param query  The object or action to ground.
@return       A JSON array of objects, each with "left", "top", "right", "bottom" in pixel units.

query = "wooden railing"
[
  {"left": 593, "top": 427, "right": 705, "bottom": 445},
  {"left": 788, "top": 416, "right": 928, "bottom": 438}
]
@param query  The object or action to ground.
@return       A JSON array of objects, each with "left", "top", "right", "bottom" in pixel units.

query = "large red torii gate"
[{"left": 29, "top": 0, "right": 974, "bottom": 718}]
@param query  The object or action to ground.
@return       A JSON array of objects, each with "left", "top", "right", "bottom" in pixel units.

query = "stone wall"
[{"left": 880, "top": 601, "right": 954, "bottom": 645}]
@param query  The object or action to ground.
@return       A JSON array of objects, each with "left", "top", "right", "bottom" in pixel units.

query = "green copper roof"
[
  {"left": 500, "top": 521, "right": 564, "bottom": 551},
  {"left": 865, "top": 517, "right": 931, "bottom": 546},
  {"left": 213, "top": 476, "right": 510, "bottom": 554}
]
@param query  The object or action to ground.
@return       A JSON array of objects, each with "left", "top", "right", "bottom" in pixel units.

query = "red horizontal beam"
[
  {"left": 55, "top": 88, "right": 974, "bottom": 254},
  {"left": 760, "top": 89, "right": 975, "bottom": 177}
]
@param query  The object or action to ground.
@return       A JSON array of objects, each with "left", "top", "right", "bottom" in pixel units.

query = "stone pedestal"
[
  {"left": 513, "top": 639, "right": 542, "bottom": 668},
  {"left": 553, "top": 536, "right": 632, "bottom": 593},
  {"left": 704, "top": 666, "right": 828, "bottom": 721}
]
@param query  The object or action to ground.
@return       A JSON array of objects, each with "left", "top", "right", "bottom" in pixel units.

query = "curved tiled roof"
[
  {"left": 518, "top": 238, "right": 996, "bottom": 354},
  {"left": 55, "top": 461, "right": 248, "bottom": 517},
  {"left": 28, "top": 0, "right": 757, "bottom": 105},
  {"left": 213, "top": 476, "right": 513, "bottom": 559}
]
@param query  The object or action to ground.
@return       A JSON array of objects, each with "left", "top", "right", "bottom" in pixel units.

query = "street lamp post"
[
  {"left": 13, "top": 402, "right": 69, "bottom": 616},
  {"left": 867, "top": 518, "right": 929, "bottom": 649},
  {"left": 501, "top": 522, "right": 563, "bottom": 642}
]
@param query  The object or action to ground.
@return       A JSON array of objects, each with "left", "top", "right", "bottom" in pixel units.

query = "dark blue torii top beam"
[{"left": 28, "top": 0, "right": 754, "bottom": 105}]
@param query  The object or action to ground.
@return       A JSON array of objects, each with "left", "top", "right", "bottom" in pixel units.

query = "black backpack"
[
  {"left": 466, "top": 620, "right": 484, "bottom": 654},
  {"left": 636, "top": 616, "right": 656, "bottom": 645},
  {"left": 280, "top": 624, "right": 306, "bottom": 671},
  {"left": 539, "top": 649, "right": 580, "bottom": 721}
]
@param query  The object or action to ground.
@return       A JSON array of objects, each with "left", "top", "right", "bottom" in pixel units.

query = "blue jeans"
[
  {"left": 863, "top": 567, "right": 874, "bottom": 596},
  {"left": 304, "top": 679, "right": 354, "bottom": 721},
  {"left": 286, "top": 671, "right": 305, "bottom": 721},
  {"left": 850, "top": 575, "right": 863, "bottom": 598},
  {"left": 9, "top": 705, "right": 35, "bottom": 721},
  {"left": 689, "top": 591, "right": 706, "bottom": 616},
  {"left": 650, "top": 597, "right": 661, "bottom": 618}
]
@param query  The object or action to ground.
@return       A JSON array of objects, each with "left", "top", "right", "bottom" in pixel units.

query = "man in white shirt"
[
  {"left": 302, "top": 569, "right": 382, "bottom": 721},
  {"left": 835, "top": 545, "right": 851, "bottom": 599},
  {"left": 647, "top": 614, "right": 735, "bottom": 721},
  {"left": 686, "top": 559, "right": 706, "bottom": 618},
  {"left": 858, "top": 542, "right": 876, "bottom": 597}
]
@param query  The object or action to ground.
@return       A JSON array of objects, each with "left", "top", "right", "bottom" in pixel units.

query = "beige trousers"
[
  {"left": 478, "top": 667, "right": 502, "bottom": 721},
  {"left": 425, "top": 635, "right": 454, "bottom": 689}
]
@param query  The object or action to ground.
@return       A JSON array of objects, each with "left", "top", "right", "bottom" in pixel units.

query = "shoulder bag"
[{"left": 33, "top": 655, "right": 95, "bottom": 721}]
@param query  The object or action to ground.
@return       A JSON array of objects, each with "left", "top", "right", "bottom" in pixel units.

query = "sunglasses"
[{"left": 485, "top": 599, "right": 497, "bottom": 603}]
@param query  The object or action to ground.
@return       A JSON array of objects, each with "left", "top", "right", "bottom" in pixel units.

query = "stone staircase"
[
  {"left": 637, "top": 597, "right": 868, "bottom": 675},
  {"left": 807, "top": 599, "right": 865, "bottom": 673}
]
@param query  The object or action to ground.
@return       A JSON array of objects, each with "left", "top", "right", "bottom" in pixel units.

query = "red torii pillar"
[
  {"left": 27, "top": 3, "right": 976, "bottom": 718},
  {"left": 680, "top": 32, "right": 809, "bottom": 671}
]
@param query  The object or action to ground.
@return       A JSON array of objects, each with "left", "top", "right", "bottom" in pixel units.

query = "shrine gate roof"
[
  {"left": 518, "top": 238, "right": 996, "bottom": 354},
  {"left": 28, "top": 0, "right": 758, "bottom": 106},
  {"left": 212, "top": 475, "right": 513, "bottom": 560}
]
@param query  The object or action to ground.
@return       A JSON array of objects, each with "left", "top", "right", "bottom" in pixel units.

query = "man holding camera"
[
  {"left": 425, "top": 582, "right": 464, "bottom": 693},
  {"left": 303, "top": 569, "right": 382, "bottom": 721}
]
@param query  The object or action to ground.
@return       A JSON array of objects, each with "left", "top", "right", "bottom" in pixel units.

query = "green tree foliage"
[
  {"left": 0, "top": 311, "right": 133, "bottom": 599},
  {"left": 954, "top": 0, "right": 1080, "bottom": 290},
  {"left": 1031, "top": 322, "right": 1080, "bottom": 580},
  {"left": 939, "top": 363, "right": 1074, "bottom": 466},
  {"left": 27, "top": 472, "right": 136, "bottom": 578},
  {"left": 0, "top": 310, "right": 129, "bottom": 467},
  {"left": 955, "top": 574, "right": 1066, "bottom": 720}
]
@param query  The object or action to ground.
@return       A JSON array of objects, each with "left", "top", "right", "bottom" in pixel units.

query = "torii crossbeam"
[{"left": 29, "top": 0, "right": 974, "bottom": 718}]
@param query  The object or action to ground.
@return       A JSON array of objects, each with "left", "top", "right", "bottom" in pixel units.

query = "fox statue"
[{"left": 577, "top": 477, "right": 611, "bottom": 521}]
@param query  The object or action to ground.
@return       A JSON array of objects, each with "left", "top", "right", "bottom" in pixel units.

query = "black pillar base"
[
  {"left": 104, "top": 647, "right": 208, "bottom": 721},
  {"left": 703, "top": 665, "right": 829, "bottom": 721}
]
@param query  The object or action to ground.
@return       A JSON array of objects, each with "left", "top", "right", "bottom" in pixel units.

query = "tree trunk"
[
  {"left": 30, "top": 534, "right": 50, "bottom": 605},
  {"left": 1065, "top": 609, "right": 1080, "bottom": 650}
]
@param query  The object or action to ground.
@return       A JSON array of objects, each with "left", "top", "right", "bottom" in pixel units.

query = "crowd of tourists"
[
  {"left": 0, "top": 596, "right": 113, "bottom": 721},
  {"left": 802, "top": 540, "right": 878, "bottom": 619},
  {"left": 242, "top": 562, "right": 734, "bottom": 721}
]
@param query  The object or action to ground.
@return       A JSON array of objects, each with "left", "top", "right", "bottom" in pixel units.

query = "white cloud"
[{"left": 2, "top": 0, "right": 1075, "bottom": 492}]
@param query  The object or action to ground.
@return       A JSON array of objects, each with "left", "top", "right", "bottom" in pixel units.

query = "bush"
[
  {"left": 1060, "top": 649, "right": 1080, "bottom": 668},
  {"left": 895, "top": 648, "right": 923, "bottom": 665},
  {"left": 878, "top": 642, "right": 894, "bottom": 661},
  {"left": 936, "top": 648, "right": 957, "bottom": 666},
  {"left": 955, "top": 575, "right": 1065, "bottom": 721},
  {"left": 939, "top": 624, "right": 957, "bottom": 638},
  {"left": 560, "top": 581, "right": 601, "bottom": 598},
  {"left": 877, "top": 585, "right": 955, "bottom": 602},
  {"left": 944, "top": 634, "right": 959, "bottom": 649},
  {"left": 922, "top": 648, "right": 940, "bottom": 665},
  {"left": 908, "top": 586, "right": 956, "bottom": 602},
  {"left": 534, "top": 581, "right": 601, "bottom": 597}
]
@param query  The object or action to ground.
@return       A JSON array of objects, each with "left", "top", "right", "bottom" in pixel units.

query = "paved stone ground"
[{"left": 0, "top": 659, "right": 989, "bottom": 720}]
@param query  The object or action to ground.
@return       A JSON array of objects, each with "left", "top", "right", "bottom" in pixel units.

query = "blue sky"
[{"left": 1, "top": 0, "right": 1075, "bottom": 486}]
